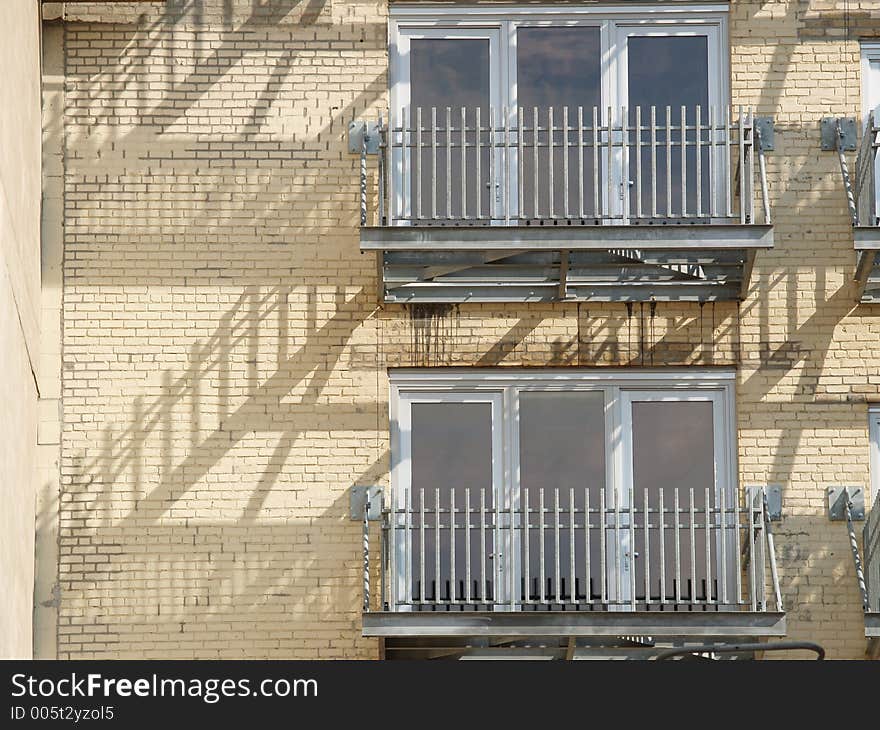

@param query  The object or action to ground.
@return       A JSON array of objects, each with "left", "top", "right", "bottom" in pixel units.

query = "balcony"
[
  {"left": 359, "top": 486, "right": 785, "bottom": 659},
  {"left": 353, "top": 105, "right": 774, "bottom": 304},
  {"left": 828, "top": 115, "right": 880, "bottom": 302}
]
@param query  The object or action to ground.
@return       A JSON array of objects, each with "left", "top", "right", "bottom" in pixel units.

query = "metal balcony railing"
[
  {"left": 866, "top": 490, "right": 880, "bottom": 614},
  {"left": 832, "top": 114, "right": 880, "bottom": 301},
  {"left": 846, "top": 113, "right": 880, "bottom": 228},
  {"left": 362, "top": 486, "right": 782, "bottom": 616},
  {"left": 358, "top": 105, "right": 771, "bottom": 228}
]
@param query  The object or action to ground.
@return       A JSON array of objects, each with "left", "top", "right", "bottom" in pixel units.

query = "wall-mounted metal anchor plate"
[
  {"left": 828, "top": 486, "right": 865, "bottom": 521},
  {"left": 755, "top": 117, "right": 775, "bottom": 151},
  {"left": 348, "top": 120, "right": 381, "bottom": 155},
  {"left": 350, "top": 485, "right": 384, "bottom": 521},
  {"left": 766, "top": 485, "right": 783, "bottom": 521},
  {"left": 821, "top": 117, "right": 856, "bottom": 151}
]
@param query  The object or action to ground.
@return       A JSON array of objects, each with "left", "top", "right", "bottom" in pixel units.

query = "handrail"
[
  {"left": 356, "top": 105, "right": 770, "bottom": 228},
  {"left": 363, "top": 485, "right": 783, "bottom": 615}
]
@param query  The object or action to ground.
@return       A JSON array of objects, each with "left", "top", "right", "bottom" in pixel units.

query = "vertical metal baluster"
[
  {"left": 564, "top": 106, "right": 570, "bottom": 219},
  {"left": 725, "top": 105, "right": 732, "bottom": 218},
  {"left": 734, "top": 487, "right": 743, "bottom": 604},
  {"left": 461, "top": 107, "right": 467, "bottom": 221},
  {"left": 465, "top": 487, "right": 471, "bottom": 605},
  {"left": 584, "top": 488, "right": 591, "bottom": 603},
  {"left": 419, "top": 489, "right": 425, "bottom": 605},
  {"left": 629, "top": 481, "right": 636, "bottom": 610},
  {"left": 758, "top": 489, "right": 767, "bottom": 610},
  {"left": 593, "top": 106, "right": 600, "bottom": 218},
  {"left": 416, "top": 108, "right": 422, "bottom": 221},
  {"left": 636, "top": 106, "right": 642, "bottom": 219},
  {"left": 378, "top": 116, "right": 385, "bottom": 225},
  {"left": 681, "top": 105, "right": 687, "bottom": 218},
  {"left": 621, "top": 105, "right": 629, "bottom": 221},
  {"left": 518, "top": 107, "right": 524, "bottom": 221},
  {"left": 533, "top": 107, "right": 539, "bottom": 219},
  {"left": 434, "top": 487, "right": 441, "bottom": 604},
  {"left": 708, "top": 106, "right": 715, "bottom": 219},
  {"left": 539, "top": 489, "right": 546, "bottom": 604},
  {"left": 614, "top": 485, "right": 620, "bottom": 605},
  {"left": 503, "top": 105, "right": 510, "bottom": 225},
  {"left": 606, "top": 106, "right": 613, "bottom": 221},
  {"left": 431, "top": 107, "right": 437, "bottom": 221},
  {"left": 705, "top": 487, "right": 712, "bottom": 604},
  {"left": 739, "top": 106, "right": 746, "bottom": 224},
  {"left": 659, "top": 489, "right": 666, "bottom": 605},
  {"left": 578, "top": 106, "right": 585, "bottom": 219},
  {"left": 666, "top": 106, "right": 672, "bottom": 218},
  {"left": 674, "top": 488, "right": 681, "bottom": 605},
  {"left": 720, "top": 486, "right": 727, "bottom": 605},
  {"left": 569, "top": 487, "right": 576, "bottom": 605},
  {"left": 749, "top": 107, "right": 756, "bottom": 224},
  {"left": 689, "top": 487, "right": 696, "bottom": 604},
  {"left": 748, "top": 487, "right": 757, "bottom": 611},
  {"left": 651, "top": 106, "right": 658, "bottom": 219},
  {"left": 480, "top": 488, "right": 486, "bottom": 604},
  {"left": 489, "top": 106, "right": 496, "bottom": 220},
  {"left": 405, "top": 478, "right": 411, "bottom": 604},
  {"left": 476, "top": 107, "right": 482, "bottom": 220},
  {"left": 549, "top": 107, "right": 555, "bottom": 219},
  {"left": 509, "top": 471, "right": 515, "bottom": 609},
  {"left": 600, "top": 487, "right": 606, "bottom": 604},
  {"left": 523, "top": 488, "right": 530, "bottom": 605},
  {"left": 402, "top": 106, "right": 409, "bottom": 222},
  {"left": 554, "top": 489, "right": 561, "bottom": 602},
  {"left": 450, "top": 488, "right": 456, "bottom": 602},
  {"left": 696, "top": 105, "right": 703, "bottom": 218},
  {"left": 446, "top": 107, "right": 452, "bottom": 220},
  {"left": 387, "top": 109, "right": 394, "bottom": 226},
  {"left": 644, "top": 488, "right": 651, "bottom": 606}
]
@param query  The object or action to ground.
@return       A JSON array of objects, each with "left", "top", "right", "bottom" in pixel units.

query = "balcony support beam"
[{"left": 362, "top": 611, "right": 786, "bottom": 639}]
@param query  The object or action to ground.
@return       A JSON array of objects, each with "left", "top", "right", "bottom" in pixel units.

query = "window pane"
[
  {"left": 410, "top": 39, "right": 490, "bottom": 221},
  {"left": 410, "top": 402, "right": 494, "bottom": 605},
  {"left": 631, "top": 401, "right": 716, "bottom": 603},
  {"left": 519, "top": 392, "right": 605, "bottom": 604},
  {"left": 517, "top": 27, "right": 602, "bottom": 219},
  {"left": 627, "top": 36, "right": 710, "bottom": 218}
]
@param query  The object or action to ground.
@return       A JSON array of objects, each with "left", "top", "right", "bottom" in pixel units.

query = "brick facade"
[{"left": 48, "top": 1, "right": 879, "bottom": 658}]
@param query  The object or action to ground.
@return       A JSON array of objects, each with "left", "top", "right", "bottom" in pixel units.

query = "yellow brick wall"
[{"left": 50, "top": 1, "right": 878, "bottom": 658}]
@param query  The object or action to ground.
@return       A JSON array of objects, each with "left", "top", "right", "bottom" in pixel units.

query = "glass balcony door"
[
  {"left": 618, "top": 390, "right": 735, "bottom": 609},
  {"left": 393, "top": 28, "right": 503, "bottom": 223},
  {"left": 613, "top": 24, "right": 723, "bottom": 221}
]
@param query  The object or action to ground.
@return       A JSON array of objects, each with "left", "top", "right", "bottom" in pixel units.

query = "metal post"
[
  {"left": 762, "top": 488, "right": 783, "bottom": 612},
  {"left": 843, "top": 488, "right": 870, "bottom": 612},
  {"left": 836, "top": 118, "right": 859, "bottom": 225},
  {"left": 363, "top": 497, "right": 371, "bottom": 612}
]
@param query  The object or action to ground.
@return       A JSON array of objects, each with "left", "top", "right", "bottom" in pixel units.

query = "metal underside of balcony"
[
  {"left": 363, "top": 610, "right": 786, "bottom": 639},
  {"left": 361, "top": 224, "right": 774, "bottom": 303},
  {"left": 854, "top": 229, "right": 880, "bottom": 303},
  {"left": 364, "top": 612, "right": 786, "bottom": 660},
  {"left": 867, "top": 615, "right": 880, "bottom": 660}
]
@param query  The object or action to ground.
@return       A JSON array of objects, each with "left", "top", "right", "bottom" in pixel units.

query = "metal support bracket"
[
  {"left": 755, "top": 116, "right": 775, "bottom": 151},
  {"left": 766, "top": 485, "right": 783, "bottom": 521},
  {"left": 828, "top": 486, "right": 865, "bottom": 521},
  {"left": 348, "top": 120, "right": 380, "bottom": 155},
  {"left": 351, "top": 485, "right": 384, "bottom": 521},
  {"left": 821, "top": 117, "right": 856, "bottom": 151}
]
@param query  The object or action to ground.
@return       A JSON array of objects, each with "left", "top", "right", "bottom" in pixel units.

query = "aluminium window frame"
[{"left": 388, "top": 4, "right": 730, "bottom": 223}]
